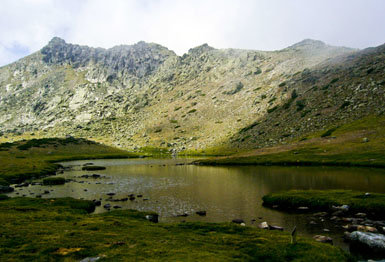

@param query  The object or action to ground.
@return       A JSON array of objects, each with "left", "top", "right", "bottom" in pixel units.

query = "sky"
[{"left": 0, "top": 0, "right": 384, "bottom": 66}]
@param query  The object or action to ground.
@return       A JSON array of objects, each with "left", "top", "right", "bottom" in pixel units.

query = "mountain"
[{"left": 0, "top": 37, "right": 383, "bottom": 153}]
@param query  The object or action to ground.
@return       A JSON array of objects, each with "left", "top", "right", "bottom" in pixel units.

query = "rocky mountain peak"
[
  {"left": 41, "top": 37, "right": 175, "bottom": 78},
  {"left": 47, "top": 36, "right": 67, "bottom": 46},
  {"left": 289, "top": 39, "right": 327, "bottom": 49},
  {"left": 187, "top": 43, "right": 215, "bottom": 55}
]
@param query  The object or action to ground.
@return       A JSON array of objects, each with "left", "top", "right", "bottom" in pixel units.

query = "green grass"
[
  {"left": 194, "top": 115, "right": 385, "bottom": 168},
  {"left": 0, "top": 138, "right": 142, "bottom": 186},
  {"left": 194, "top": 148, "right": 385, "bottom": 168},
  {"left": 0, "top": 197, "right": 352, "bottom": 261},
  {"left": 262, "top": 190, "right": 385, "bottom": 219},
  {"left": 180, "top": 145, "right": 241, "bottom": 157}
]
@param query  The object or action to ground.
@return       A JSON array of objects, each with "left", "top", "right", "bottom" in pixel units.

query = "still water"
[{"left": 9, "top": 158, "right": 385, "bottom": 252}]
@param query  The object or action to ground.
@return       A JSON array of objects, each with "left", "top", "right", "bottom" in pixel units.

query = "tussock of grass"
[
  {"left": 0, "top": 197, "right": 351, "bottom": 261},
  {"left": 262, "top": 190, "right": 385, "bottom": 219}
]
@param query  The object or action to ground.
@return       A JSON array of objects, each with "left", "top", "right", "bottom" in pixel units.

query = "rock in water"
[
  {"left": 196, "top": 211, "right": 206, "bottom": 216},
  {"left": 355, "top": 212, "right": 367, "bottom": 218},
  {"left": 93, "top": 200, "right": 101, "bottom": 206},
  {"left": 313, "top": 212, "right": 328, "bottom": 217},
  {"left": 232, "top": 219, "right": 245, "bottom": 224},
  {"left": 80, "top": 257, "right": 100, "bottom": 262},
  {"left": 258, "top": 221, "right": 269, "bottom": 229},
  {"left": 269, "top": 225, "right": 284, "bottom": 231},
  {"left": 357, "top": 225, "right": 378, "bottom": 233},
  {"left": 313, "top": 235, "right": 333, "bottom": 244}
]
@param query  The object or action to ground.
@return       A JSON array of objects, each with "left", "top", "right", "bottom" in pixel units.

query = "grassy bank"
[
  {"left": 0, "top": 197, "right": 352, "bottom": 261},
  {"left": 262, "top": 190, "right": 385, "bottom": 218},
  {"left": 194, "top": 116, "right": 385, "bottom": 167},
  {"left": 0, "top": 137, "right": 141, "bottom": 186}
]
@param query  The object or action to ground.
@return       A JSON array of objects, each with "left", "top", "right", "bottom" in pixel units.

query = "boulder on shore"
[{"left": 346, "top": 231, "right": 385, "bottom": 254}]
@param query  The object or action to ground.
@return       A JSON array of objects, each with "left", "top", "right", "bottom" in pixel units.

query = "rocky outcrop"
[{"left": 41, "top": 37, "right": 175, "bottom": 78}]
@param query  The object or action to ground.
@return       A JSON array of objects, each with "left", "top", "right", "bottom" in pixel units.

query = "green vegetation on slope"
[
  {"left": 0, "top": 137, "right": 140, "bottom": 186},
  {"left": 0, "top": 197, "right": 352, "bottom": 261},
  {"left": 262, "top": 190, "right": 385, "bottom": 219},
  {"left": 194, "top": 115, "right": 385, "bottom": 167}
]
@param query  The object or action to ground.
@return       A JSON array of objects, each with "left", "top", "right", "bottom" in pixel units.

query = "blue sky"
[{"left": 0, "top": 0, "right": 384, "bottom": 66}]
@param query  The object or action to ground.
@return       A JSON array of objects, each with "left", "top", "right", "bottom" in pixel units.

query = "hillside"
[
  {"left": 0, "top": 137, "right": 139, "bottom": 186},
  {"left": 0, "top": 37, "right": 383, "bottom": 154}
]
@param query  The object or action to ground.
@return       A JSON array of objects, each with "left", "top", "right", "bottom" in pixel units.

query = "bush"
[
  {"left": 254, "top": 68, "right": 262, "bottom": 75},
  {"left": 0, "top": 195, "right": 9, "bottom": 201},
  {"left": 330, "top": 78, "right": 339, "bottom": 84},
  {"left": 240, "top": 122, "right": 259, "bottom": 133},
  {"left": 267, "top": 106, "right": 278, "bottom": 113},
  {"left": 296, "top": 100, "right": 306, "bottom": 111},
  {"left": 340, "top": 101, "right": 350, "bottom": 109},
  {"left": 43, "top": 177, "right": 66, "bottom": 185},
  {"left": 282, "top": 90, "right": 298, "bottom": 110}
]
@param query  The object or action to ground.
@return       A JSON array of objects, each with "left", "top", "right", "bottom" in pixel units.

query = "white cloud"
[{"left": 0, "top": 0, "right": 384, "bottom": 66}]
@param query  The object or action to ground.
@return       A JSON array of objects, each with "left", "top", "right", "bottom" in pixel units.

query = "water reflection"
[{"left": 9, "top": 158, "right": 385, "bottom": 252}]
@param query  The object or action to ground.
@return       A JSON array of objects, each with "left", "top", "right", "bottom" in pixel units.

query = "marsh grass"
[
  {"left": 262, "top": 190, "right": 385, "bottom": 219},
  {"left": 0, "top": 197, "right": 352, "bottom": 261}
]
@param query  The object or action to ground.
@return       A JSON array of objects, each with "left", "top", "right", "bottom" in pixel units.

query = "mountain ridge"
[{"left": 0, "top": 37, "right": 383, "bottom": 154}]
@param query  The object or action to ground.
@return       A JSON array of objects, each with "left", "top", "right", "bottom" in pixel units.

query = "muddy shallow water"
[{"left": 8, "top": 158, "right": 385, "bottom": 254}]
